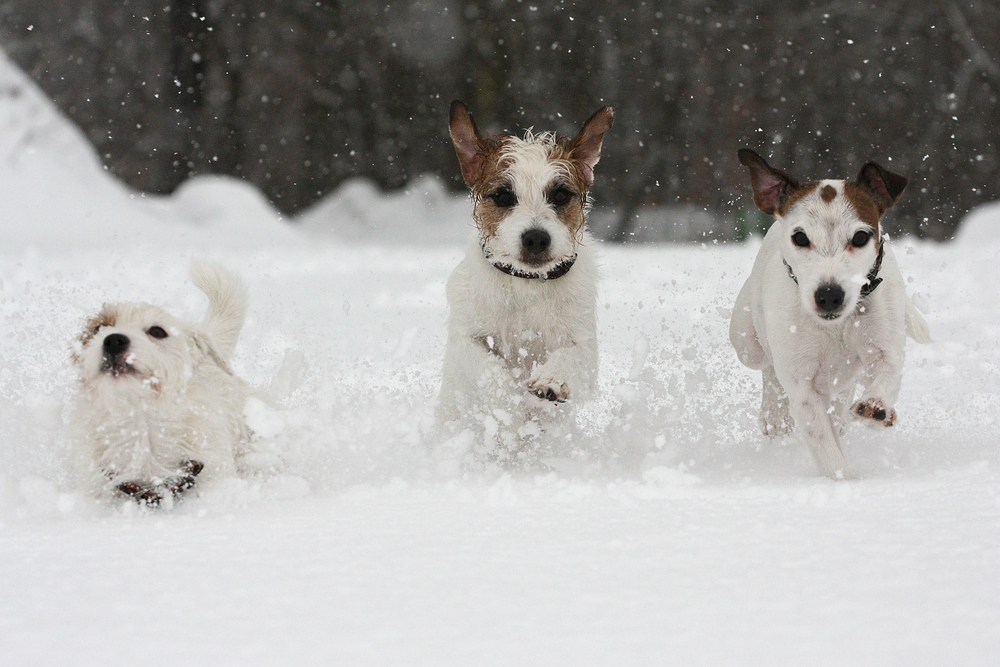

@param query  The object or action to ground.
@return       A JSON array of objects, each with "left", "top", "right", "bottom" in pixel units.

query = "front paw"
[
  {"left": 852, "top": 398, "right": 896, "bottom": 427},
  {"left": 526, "top": 375, "right": 570, "bottom": 402},
  {"left": 761, "top": 413, "right": 793, "bottom": 437}
]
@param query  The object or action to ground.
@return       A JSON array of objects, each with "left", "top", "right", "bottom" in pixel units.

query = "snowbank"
[
  {"left": 953, "top": 200, "right": 1000, "bottom": 247},
  {"left": 296, "top": 173, "right": 473, "bottom": 244}
]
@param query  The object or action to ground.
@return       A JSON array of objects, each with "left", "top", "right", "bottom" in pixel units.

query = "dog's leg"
[
  {"left": 437, "top": 334, "right": 514, "bottom": 423},
  {"left": 783, "top": 378, "right": 850, "bottom": 479},
  {"left": 760, "top": 364, "right": 792, "bottom": 436},
  {"left": 852, "top": 345, "right": 904, "bottom": 427},
  {"left": 527, "top": 337, "right": 597, "bottom": 403}
]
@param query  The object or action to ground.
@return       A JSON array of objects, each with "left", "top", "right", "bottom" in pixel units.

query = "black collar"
[
  {"left": 481, "top": 244, "right": 577, "bottom": 281},
  {"left": 782, "top": 242, "right": 885, "bottom": 300}
]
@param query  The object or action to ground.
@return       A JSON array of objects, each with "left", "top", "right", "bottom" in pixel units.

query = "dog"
[
  {"left": 72, "top": 262, "right": 251, "bottom": 505},
  {"left": 730, "top": 149, "right": 931, "bottom": 478},
  {"left": 436, "top": 101, "right": 613, "bottom": 464}
]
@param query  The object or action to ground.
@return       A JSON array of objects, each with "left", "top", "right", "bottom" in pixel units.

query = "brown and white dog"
[
  {"left": 72, "top": 263, "right": 251, "bottom": 505},
  {"left": 436, "top": 101, "right": 613, "bottom": 463},
  {"left": 730, "top": 150, "right": 931, "bottom": 478}
]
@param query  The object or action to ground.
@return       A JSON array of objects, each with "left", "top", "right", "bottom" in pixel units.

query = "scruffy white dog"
[
  {"left": 436, "top": 101, "right": 613, "bottom": 463},
  {"left": 73, "top": 263, "right": 250, "bottom": 505},
  {"left": 730, "top": 149, "right": 931, "bottom": 478}
]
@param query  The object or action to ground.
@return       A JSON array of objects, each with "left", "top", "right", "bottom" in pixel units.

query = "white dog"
[
  {"left": 436, "top": 101, "right": 613, "bottom": 463},
  {"left": 73, "top": 262, "right": 250, "bottom": 505},
  {"left": 730, "top": 149, "right": 931, "bottom": 478}
]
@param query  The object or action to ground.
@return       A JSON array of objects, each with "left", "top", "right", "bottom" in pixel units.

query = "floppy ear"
[
  {"left": 569, "top": 106, "right": 615, "bottom": 186},
  {"left": 737, "top": 149, "right": 801, "bottom": 216},
  {"left": 856, "top": 162, "right": 907, "bottom": 212},
  {"left": 449, "top": 100, "right": 487, "bottom": 186},
  {"left": 191, "top": 331, "right": 233, "bottom": 375}
]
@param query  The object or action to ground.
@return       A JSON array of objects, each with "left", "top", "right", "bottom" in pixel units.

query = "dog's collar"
[
  {"left": 782, "top": 242, "right": 885, "bottom": 300},
  {"left": 481, "top": 243, "right": 577, "bottom": 281}
]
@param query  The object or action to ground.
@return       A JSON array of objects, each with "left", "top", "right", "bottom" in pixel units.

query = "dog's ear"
[
  {"left": 191, "top": 331, "right": 234, "bottom": 376},
  {"left": 569, "top": 106, "right": 614, "bottom": 186},
  {"left": 449, "top": 100, "right": 487, "bottom": 187},
  {"left": 737, "top": 149, "right": 801, "bottom": 216},
  {"left": 856, "top": 162, "right": 907, "bottom": 211}
]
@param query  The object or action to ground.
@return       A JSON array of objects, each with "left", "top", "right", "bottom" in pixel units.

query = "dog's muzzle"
[
  {"left": 100, "top": 333, "right": 136, "bottom": 377},
  {"left": 482, "top": 242, "right": 577, "bottom": 281}
]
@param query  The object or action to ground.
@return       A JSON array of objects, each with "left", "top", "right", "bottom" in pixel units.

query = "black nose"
[
  {"left": 103, "top": 333, "right": 130, "bottom": 356},
  {"left": 814, "top": 283, "right": 846, "bottom": 314},
  {"left": 521, "top": 228, "right": 551, "bottom": 256}
]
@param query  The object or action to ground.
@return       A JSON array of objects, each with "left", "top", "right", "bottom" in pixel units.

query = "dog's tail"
[
  {"left": 190, "top": 261, "right": 249, "bottom": 360},
  {"left": 905, "top": 295, "right": 932, "bottom": 344}
]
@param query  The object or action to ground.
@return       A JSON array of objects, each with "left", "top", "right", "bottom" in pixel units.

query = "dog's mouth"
[
  {"left": 482, "top": 245, "right": 577, "bottom": 281},
  {"left": 100, "top": 354, "right": 138, "bottom": 378},
  {"left": 488, "top": 256, "right": 577, "bottom": 281}
]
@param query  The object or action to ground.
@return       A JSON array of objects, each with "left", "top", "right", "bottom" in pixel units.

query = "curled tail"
[
  {"left": 905, "top": 296, "right": 931, "bottom": 344},
  {"left": 189, "top": 261, "right": 249, "bottom": 360}
]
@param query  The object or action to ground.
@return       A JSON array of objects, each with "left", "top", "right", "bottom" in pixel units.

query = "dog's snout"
[
  {"left": 814, "top": 283, "right": 846, "bottom": 315},
  {"left": 521, "top": 228, "right": 551, "bottom": 256},
  {"left": 103, "top": 333, "right": 130, "bottom": 357}
]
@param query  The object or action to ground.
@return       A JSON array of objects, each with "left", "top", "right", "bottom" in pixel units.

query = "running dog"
[
  {"left": 437, "top": 101, "right": 613, "bottom": 463},
  {"left": 73, "top": 262, "right": 251, "bottom": 505},
  {"left": 730, "top": 149, "right": 930, "bottom": 478}
]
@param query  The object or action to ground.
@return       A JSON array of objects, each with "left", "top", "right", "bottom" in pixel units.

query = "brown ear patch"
[
  {"left": 74, "top": 306, "right": 118, "bottom": 365},
  {"left": 820, "top": 184, "right": 837, "bottom": 203},
  {"left": 843, "top": 182, "right": 883, "bottom": 241},
  {"left": 776, "top": 182, "right": 819, "bottom": 217},
  {"left": 79, "top": 308, "right": 117, "bottom": 347}
]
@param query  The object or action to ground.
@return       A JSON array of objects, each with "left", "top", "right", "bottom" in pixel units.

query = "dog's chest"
[
  {"left": 87, "top": 396, "right": 200, "bottom": 474},
  {"left": 810, "top": 324, "right": 867, "bottom": 391},
  {"left": 474, "top": 284, "right": 575, "bottom": 369}
]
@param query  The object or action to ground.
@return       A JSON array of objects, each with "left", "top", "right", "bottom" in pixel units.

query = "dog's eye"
[
  {"left": 791, "top": 231, "right": 811, "bottom": 248},
  {"left": 147, "top": 326, "right": 169, "bottom": 340},
  {"left": 490, "top": 187, "right": 517, "bottom": 208},
  {"left": 548, "top": 186, "right": 574, "bottom": 207},
  {"left": 851, "top": 230, "right": 872, "bottom": 248}
]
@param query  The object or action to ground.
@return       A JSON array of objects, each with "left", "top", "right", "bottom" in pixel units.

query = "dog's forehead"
[
  {"left": 108, "top": 301, "right": 175, "bottom": 327},
  {"left": 474, "top": 133, "right": 584, "bottom": 195},
  {"left": 786, "top": 180, "right": 870, "bottom": 231},
  {"left": 499, "top": 136, "right": 575, "bottom": 189}
]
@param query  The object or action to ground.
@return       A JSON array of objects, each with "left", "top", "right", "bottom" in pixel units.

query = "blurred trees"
[{"left": 0, "top": 0, "right": 997, "bottom": 240}]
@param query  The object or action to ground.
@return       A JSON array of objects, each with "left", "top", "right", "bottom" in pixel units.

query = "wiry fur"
[
  {"left": 730, "top": 150, "right": 930, "bottom": 479},
  {"left": 438, "top": 102, "right": 612, "bottom": 463},
  {"left": 72, "top": 263, "right": 251, "bottom": 501}
]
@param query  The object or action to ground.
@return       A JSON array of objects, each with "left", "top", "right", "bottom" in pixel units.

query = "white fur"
[
  {"left": 730, "top": 181, "right": 930, "bottom": 478},
  {"left": 438, "top": 202, "right": 599, "bottom": 462},
  {"left": 73, "top": 263, "right": 250, "bottom": 500}
]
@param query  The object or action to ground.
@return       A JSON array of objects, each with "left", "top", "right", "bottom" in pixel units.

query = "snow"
[{"left": 0, "top": 52, "right": 999, "bottom": 665}]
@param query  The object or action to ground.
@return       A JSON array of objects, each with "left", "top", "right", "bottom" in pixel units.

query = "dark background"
[{"left": 0, "top": 0, "right": 997, "bottom": 241}]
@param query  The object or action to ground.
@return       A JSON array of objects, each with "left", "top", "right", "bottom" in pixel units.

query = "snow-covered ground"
[{"left": 0, "top": 53, "right": 998, "bottom": 665}]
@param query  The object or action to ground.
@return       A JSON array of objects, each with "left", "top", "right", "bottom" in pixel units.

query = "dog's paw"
[
  {"left": 116, "top": 460, "right": 205, "bottom": 507},
  {"left": 526, "top": 376, "right": 570, "bottom": 403},
  {"left": 761, "top": 416, "right": 793, "bottom": 437},
  {"left": 117, "top": 481, "right": 164, "bottom": 507},
  {"left": 164, "top": 460, "right": 205, "bottom": 495},
  {"left": 852, "top": 398, "right": 896, "bottom": 427}
]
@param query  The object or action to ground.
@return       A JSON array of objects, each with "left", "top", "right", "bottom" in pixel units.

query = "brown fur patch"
[
  {"left": 820, "top": 184, "right": 837, "bottom": 203},
  {"left": 776, "top": 182, "right": 819, "bottom": 217},
  {"left": 468, "top": 135, "right": 515, "bottom": 239},
  {"left": 842, "top": 182, "right": 883, "bottom": 241},
  {"left": 75, "top": 306, "right": 118, "bottom": 364}
]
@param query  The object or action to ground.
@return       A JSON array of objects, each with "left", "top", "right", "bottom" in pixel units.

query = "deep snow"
[{"left": 0, "top": 52, "right": 998, "bottom": 665}]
